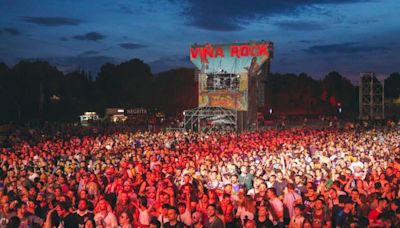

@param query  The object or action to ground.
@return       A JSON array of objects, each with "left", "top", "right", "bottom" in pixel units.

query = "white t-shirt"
[
  {"left": 94, "top": 212, "right": 118, "bottom": 228},
  {"left": 266, "top": 181, "right": 274, "bottom": 188},
  {"left": 236, "top": 206, "right": 254, "bottom": 223},
  {"left": 139, "top": 208, "right": 151, "bottom": 226},
  {"left": 269, "top": 198, "right": 284, "bottom": 222},
  {"left": 178, "top": 209, "right": 192, "bottom": 226},
  {"left": 247, "top": 188, "right": 258, "bottom": 198},
  {"left": 29, "top": 173, "right": 39, "bottom": 182},
  {"left": 350, "top": 161, "right": 364, "bottom": 178},
  {"left": 283, "top": 191, "right": 302, "bottom": 218}
]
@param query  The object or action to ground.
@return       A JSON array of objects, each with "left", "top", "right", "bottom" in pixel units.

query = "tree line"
[{"left": 0, "top": 59, "right": 398, "bottom": 122}]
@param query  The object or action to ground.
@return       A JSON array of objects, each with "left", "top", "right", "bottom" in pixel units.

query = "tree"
[
  {"left": 321, "top": 71, "right": 357, "bottom": 114},
  {"left": 7, "top": 61, "right": 63, "bottom": 121},
  {"left": 266, "top": 72, "right": 321, "bottom": 114},
  {"left": 0, "top": 58, "right": 366, "bottom": 122},
  {"left": 94, "top": 59, "right": 153, "bottom": 110},
  {"left": 153, "top": 68, "right": 197, "bottom": 114},
  {"left": 0, "top": 63, "right": 18, "bottom": 121},
  {"left": 58, "top": 70, "right": 93, "bottom": 120},
  {"left": 384, "top": 72, "right": 400, "bottom": 99}
]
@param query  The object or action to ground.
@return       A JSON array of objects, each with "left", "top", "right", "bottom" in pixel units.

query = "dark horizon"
[{"left": 3, "top": 58, "right": 395, "bottom": 86}]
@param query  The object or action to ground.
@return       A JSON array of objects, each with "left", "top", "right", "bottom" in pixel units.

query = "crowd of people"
[{"left": 0, "top": 125, "right": 399, "bottom": 227}]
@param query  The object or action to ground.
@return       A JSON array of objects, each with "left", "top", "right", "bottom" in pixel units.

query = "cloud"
[
  {"left": 176, "top": 0, "right": 369, "bottom": 31},
  {"left": 298, "top": 40, "right": 324, "bottom": 44},
  {"left": 118, "top": 43, "right": 147, "bottom": 49},
  {"left": 119, "top": 5, "right": 134, "bottom": 14},
  {"left": 27, "top": 55, "right": 119, "bottom": 75},
  {"left": 274, "top": 20, "right": 324, "bottom": 31},
  {"left": 3, "top": 28, "right": 21, "bottom": 36},
  {"left": 73, "top": 32, "right": 106, "bottom": 41},
  {"left": 148, "top": 56, "right": 192, "bottom": 73},
  {"left": 21, "top": 16, "right": 82, "bottom": 26},
  {"left": 78, "top": 50, "right": 101, "bottom": 56},
  {"left": 304, "top": 42, "right": 388, "bottom": 54},
  {"left": 188, "top": 17, "right": 244, "bottom": 31},
  {"left": 347, "top": 17, "right": 379, "bottom": 25}
]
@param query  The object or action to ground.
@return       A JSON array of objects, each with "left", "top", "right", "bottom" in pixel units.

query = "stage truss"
[
  {"left": 359, "top": 72, "right": 385, "bottom": 120},
  {"left": 183, "top": 106, "right": 237, "bottom": 132}
]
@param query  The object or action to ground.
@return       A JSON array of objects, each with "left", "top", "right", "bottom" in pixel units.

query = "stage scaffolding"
[
  {"left": 189, "top": 41, "right": 273, "bottom": 132},
  {"left": 183, "top": 106, "right": 237, "bottom": 132},
  {"left": 359, "top": 72, "right": 385, "bottom": 120}
]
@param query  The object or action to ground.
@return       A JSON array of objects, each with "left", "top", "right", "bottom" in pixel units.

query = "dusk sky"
[{"left": 0, "top": 0, "right": 399, "bottom": 81}]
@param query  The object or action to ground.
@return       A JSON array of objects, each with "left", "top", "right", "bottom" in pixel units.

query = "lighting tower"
[{"left": 359, "top": 72, "right": 384, "bottom": 120}]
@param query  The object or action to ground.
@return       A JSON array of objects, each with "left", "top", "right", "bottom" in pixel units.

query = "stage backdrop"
[{"left": 190, "top": 41, "right": 273, "bottom": 111}]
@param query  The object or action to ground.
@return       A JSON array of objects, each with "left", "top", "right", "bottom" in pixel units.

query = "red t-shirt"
[{"left": 368, "top": 209, "right": 380, "bottom": 222}]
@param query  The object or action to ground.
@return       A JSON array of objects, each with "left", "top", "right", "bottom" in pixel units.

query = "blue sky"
[{"left": 0, "top": 0, "right": 399, "bottom": 80}]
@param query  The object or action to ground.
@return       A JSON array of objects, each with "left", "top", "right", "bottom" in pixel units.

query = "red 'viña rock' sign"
[{"left": 190, "top": 43, "right": 270, "bottom": 62}]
